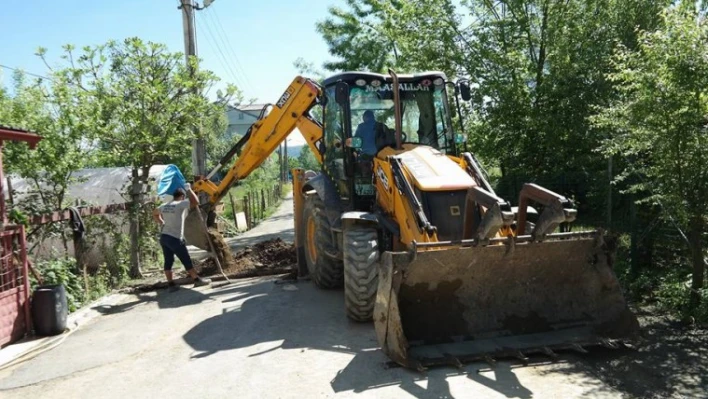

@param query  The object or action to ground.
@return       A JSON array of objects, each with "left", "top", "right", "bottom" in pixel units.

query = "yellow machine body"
[{"left": 186, "top": 71, "right": 638, "bottom": 369}]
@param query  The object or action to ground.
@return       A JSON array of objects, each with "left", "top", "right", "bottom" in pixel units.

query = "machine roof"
[{"left": 322, "top": 71, "right": 448, "bottom": 87}]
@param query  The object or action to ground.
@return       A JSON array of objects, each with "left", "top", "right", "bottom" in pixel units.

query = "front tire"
[
  {"left": 343, "top": 225, "right": 380, "bottom": 322},
  {"left": 302, "top": 194, "right": 343, "bottom": 288}
]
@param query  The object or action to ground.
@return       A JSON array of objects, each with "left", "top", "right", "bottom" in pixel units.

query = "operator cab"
[{"left": 320, "top": 71, "right": 460, "bottom": 209}]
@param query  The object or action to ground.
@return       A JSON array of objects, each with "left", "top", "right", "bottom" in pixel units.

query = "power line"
[
  {"left": 196, "top": 11, "right": 246, "bottom": 90},
  {"left": 203, "top": 9, "right": 247, "bottom": 86},
  {"left": 200, "top": 9, "right": 251, "bottom": 94},
  {"left": 0, "top": 64, "right": 51, "bottom": 81},
  {"left": 209, "top": 8, "right": 251, "bottom": 84},
  {"left": 205, "top": 6, "right": 256, "bottom": 94}
]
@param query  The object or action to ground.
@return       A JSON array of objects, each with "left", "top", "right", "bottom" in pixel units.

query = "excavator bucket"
[
  {"left": 374, "top": 231, "right": 639, "bottom": 369},
  {"left": 183, "top": 208, "right": 211, "bottom": 251}
]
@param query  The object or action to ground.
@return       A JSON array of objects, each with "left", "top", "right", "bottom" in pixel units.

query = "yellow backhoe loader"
[{"left": 186, "top": 71, "right": 639, "bottom": 370}]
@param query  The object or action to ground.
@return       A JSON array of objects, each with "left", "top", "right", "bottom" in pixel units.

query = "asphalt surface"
[
  {"left": 1, "top": 276, "right": 630, "bottom": 399},
  {"left": 1, "top": 192, "right": 696, "bottom": 398}
]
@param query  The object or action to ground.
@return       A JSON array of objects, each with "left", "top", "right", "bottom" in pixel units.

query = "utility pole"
[{"left": 180, "top": 0, "right": 207, "bottom": 181}]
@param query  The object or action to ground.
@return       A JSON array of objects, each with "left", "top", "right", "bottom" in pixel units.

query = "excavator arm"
[{"left": 193, "top": 76, "right": 324, "bottom": 207}]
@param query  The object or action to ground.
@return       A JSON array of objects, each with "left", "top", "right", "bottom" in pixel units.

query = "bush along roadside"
[{"left": 613, "top": 232, "right": 708, "bottom": 325}]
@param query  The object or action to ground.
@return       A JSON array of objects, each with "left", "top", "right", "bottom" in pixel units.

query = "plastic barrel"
[{"left": 32, "top": 284, "right": 68, "bottom": 336}]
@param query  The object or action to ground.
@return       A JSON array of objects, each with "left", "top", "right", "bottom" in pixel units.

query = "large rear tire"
[
  {"left": 343, "top": 225, "right": 379, "bottom": 322},
  {"left": 302, "top": 194, "right": 343, "bottom": 288}
]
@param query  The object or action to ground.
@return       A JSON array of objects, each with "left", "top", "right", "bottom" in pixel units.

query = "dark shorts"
[{"left": 159, "top": 234, "right": 194, "bottom": 271}]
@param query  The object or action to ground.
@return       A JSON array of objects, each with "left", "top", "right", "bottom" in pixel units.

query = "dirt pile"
[
  {"left": 206, "top": 228, "right": 233, "bottom": 269},
  {"left": 198, "top": 237, "right": 296, "bottom": 279}
]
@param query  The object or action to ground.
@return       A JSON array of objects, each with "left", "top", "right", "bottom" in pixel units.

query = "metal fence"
[
  {"left": 0, "top": 225, "right": 30, "bottom": 347},
  {"left": 223, "top": 182, "right": 284, "bottom": 232}
]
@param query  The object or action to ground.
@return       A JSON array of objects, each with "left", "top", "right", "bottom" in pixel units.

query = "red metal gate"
[
  {"left": 0, "top": 126, "right": 41, "bottom": 347},
  {"left": 0, "top": 225, "right": 30, "bottom": 347}
]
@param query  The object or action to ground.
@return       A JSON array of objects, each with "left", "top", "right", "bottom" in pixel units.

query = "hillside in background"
[{"left": 284, "top": 144, "right": 303, "bottom": 159}]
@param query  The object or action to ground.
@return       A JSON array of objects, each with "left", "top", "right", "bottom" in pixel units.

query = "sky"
[{"left": 1, "top": 0, "right": 341, "bottom": 145}]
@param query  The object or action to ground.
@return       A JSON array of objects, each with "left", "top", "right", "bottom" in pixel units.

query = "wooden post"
[
  {"left": 0, "top": 144, "right": 6, "bottom": 226},
  {"left": 607, "top": 156, "right": 613, "bottom": 228},
  {"left": 74, "top": 233, "right": 89, "bottom": 295},
  {"left": 69, "top": 198, "right": 89, "bottom": 293},
  {"left": 6, "top": 177, "right": 13, "bottom": 206},
  {"left": 128, "top": 169, "right": 142, "bottom": 278},
  {"left": 228, "top": 192, "right": 239, "bottom": 230},
  {"left": 261, "top": 189, "right": 266, "bottom": 219},
  {"left": 244, "top": 195, "right": 250, "bottom": 229},
  {"left": 630, "top": 194, "right": 638, "bottom": 275},
  {"left": 252, "top": 192, "right": 257, "bottom": 223}
]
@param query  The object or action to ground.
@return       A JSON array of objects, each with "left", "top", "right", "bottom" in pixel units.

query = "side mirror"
[
  {"left": 335, "top": 82, "right": 349, "bottom": 106},
  {"left": 459, "top": 81, "right": 471, "bottom": 101},
  {"left": 454, "top": 133, "right": 467, "bottom": 144}
]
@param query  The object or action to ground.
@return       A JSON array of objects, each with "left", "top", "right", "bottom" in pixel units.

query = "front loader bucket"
[
  {"left": 374, "top": 231, "right": 639, "bottom": 369},
  {"left": 183, "top": 208, "right": 211, "bottom": 251}
]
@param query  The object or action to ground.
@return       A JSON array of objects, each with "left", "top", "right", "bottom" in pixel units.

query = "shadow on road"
[
  {"left": 93, "top": 285, "right": 222, "bottom": 315},
  {"left": 329, "top": 348, "right": 537, "bottom": 399},
  {"left": 466, "top": 364, "right": 534, "bottom": 399},
  {"left": 179, "top": 278, "right": 537, "bottom": 399},
  {"left": 545, "top": 307, "right": 708, "bottom": 398}
]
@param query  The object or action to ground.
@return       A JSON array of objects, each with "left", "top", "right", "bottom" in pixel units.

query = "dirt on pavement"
[
  {"left": 123, "top": 237, "right": 297, "bottom": 293},
  {"left": 198, "top": 237, "right": 296, "bottom": 279}
]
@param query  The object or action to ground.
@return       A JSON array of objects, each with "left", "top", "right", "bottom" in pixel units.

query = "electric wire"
[
  {"left": 0, "top": 64, "right": 51, "bottom": 81},
  {"left": 196, "top": 12, "right": 246, "bottom": 90},
  {"left": 205, "top": 6, "right": 256, "bottom": 94},
  {"left": 201, "top": 8, "right": 252, "bottom": 95}
]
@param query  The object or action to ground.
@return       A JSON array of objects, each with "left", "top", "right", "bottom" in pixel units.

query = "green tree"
[
  {"left": 459, "top": 0, "right": 669, "bottom": 176},
  {"left": 0, "top": 69, "right": 93, "bottom": 254},
  {"left": 293, "top": 57, "right": 325, "bottom": 81},
  {"left": 45, "top": 38, "right": 235, "bottom": 277},
  {"left": 204, "top": 106, "right": 232, "bottom": 173},
  {"left": 593, "top": 3, "right": 708, "bottom": 311},
  {"left": 316, "top": 1, "right": 668, "bottom": 189},
  {"left": 316, "top": 0, "right": 462, "bottom": 76},
  {"left": 287, "top": 155, "right": 302, "bottom": 171},
  {"left": 297, "top": 145, "right": 320, "bottom": 172}
]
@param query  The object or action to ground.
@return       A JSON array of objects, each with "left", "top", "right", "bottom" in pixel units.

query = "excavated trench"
[{"left": 198, "top": 236, "right": 297, "bottom": 279}]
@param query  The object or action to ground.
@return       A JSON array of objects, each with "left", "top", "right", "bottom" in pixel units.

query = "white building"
[{"left": 225, "top": 103, "right": 268, "bottom": 139}]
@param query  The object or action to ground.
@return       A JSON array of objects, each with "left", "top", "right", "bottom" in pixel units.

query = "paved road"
[
  {"left": 0, "top": 277, "right": 626, "bottom": 399},
  {"left": 0, "top": 191, "right": 701, "bottom": 398}
]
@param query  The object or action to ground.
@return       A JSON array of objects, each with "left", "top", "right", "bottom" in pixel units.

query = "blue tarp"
[{"left": 157, "top": 164, "right": 187, "bottom": 196}]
